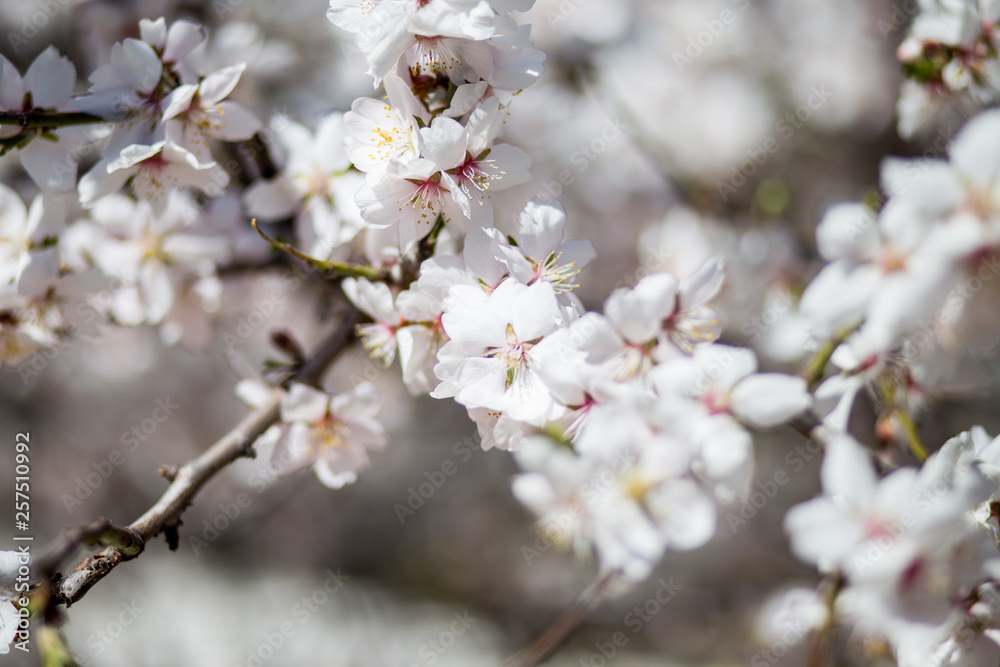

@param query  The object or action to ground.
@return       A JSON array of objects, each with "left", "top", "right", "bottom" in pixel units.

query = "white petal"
[
  {"left": 678, "top": 255, "right": 724, "bottom": 310},
  {"left": 281, "top": 383, "right": 330, "bottom": 423},
  {"left": 730, "top": 374, "right": 812, "bottom": 428},
  {"left": 821, "top": 434, "right": 877, "bottom": 506}
]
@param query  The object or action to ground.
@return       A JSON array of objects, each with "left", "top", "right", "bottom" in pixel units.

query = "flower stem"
[
  {"left": 800, "top": 325, "right": 854, "bottom": 391},
  {"left": 251, "top": 219, "right": 386, "bottom": 281},
  {"left": 895, "top": 407, "right": 928, "bottom": 462}
]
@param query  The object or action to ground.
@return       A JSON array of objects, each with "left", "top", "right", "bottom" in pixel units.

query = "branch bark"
[
  {"left": 48, "top": 308, "right": 359, "bottom": 607},
  {"left": 506, "top": 571, "right": 620, "bottom": 667},
  {"left": 0, "top": 110, "right": 107, "bottom": 128}
]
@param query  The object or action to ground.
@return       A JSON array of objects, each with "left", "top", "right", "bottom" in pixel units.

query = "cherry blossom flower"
[
  {"left": 162, "top": 63, "right": 261, "bottom": 162},
  {"left": 271, "top": 382, "right": 389, "bottom": 489},
  {"left": 79, "top": 140, "right": 230, "bottom": 214},
  {"left": 244, "top": 113, "right": 365, "bottom": 262},
  {"left": 0, "top": 47, "right": 82, "bottom": 191},
  {"left": 432, "top": 278, "right": 568, "bottom": 425}
]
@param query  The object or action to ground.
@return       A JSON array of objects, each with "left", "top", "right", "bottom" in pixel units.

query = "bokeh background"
[{"left": 3, "top": 0, "right": 1000, "bottom": 665}]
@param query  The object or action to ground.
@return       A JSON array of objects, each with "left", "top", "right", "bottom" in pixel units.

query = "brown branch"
[
  {"left": 506, "top": 571, "right": 621, "bottom": 667},
  {"left": 48, "top": 308, "right": 359, "bottom": 607},
  {"left": 788, "top": 411, "right": 833, "bottom": 448},
  {"left": 0, "top": 109, "right": 107, "bottom": 128}
]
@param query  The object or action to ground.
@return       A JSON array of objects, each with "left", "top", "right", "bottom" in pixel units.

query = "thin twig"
[
  {"left": 48, "top": 309, "right": 359, "bottom": 607},
  {"left": 506, "top": 571, "right": 621, "bottom": 667}
]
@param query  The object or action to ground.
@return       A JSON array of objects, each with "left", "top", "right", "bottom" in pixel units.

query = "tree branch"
[
  {"left": 47, "top": 308, "right": 359, "bottom": 607},
  {"left": 0, "top": 110, "right": 107, "bottom": 128},
  {"left": 506, "top": 571, "right": 621, "bottom": 667}
]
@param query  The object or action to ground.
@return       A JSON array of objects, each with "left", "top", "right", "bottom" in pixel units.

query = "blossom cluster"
[
  {"left": 897, "top": 0, "right": 1000, "bottom": 137},
  {"left": 5, "top": 0, "right": 1000, "bottom": 663}
]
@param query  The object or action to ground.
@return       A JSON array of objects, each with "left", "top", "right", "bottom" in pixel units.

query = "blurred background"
[{"left": 3, "top": 0, "right": 1000, "bottom": 665}]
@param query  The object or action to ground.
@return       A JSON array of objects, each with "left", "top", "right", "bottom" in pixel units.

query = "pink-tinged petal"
[
  {"left": 163, "top": 20, "right": 207, "bottom": 64},
  {"left": 235, "top": 379, "right": 278, "bottom": 409},
  {"left": 444, "top": 81, "right": 489, "bottom": 117},
  {"left": 411, "top": 1, "right": 497, "bottom": 41},
  {"left": 91, "top": 39, "right": 162, "bottom": 94},
  {"left": 462, "top": 225, "right": 508, "bottom": 287},
  {"left": 784, "top": 498, "right": 864, "bottom": 569},
  {"left": 315, "top": 113, "right": 351, "bottom": 173},
  {"left": 271, "top": 423, "right": 316, "bottom": 474},
  {"left": 479, "top": 143, "right": 532, "bottom": 190},
  {"left": 139, "top": 17, "right": 167, "bottom": 49},
  {"left": 313, "top": 447, "right": 367, "bottom": 489},
  {"left": 78, "top": 160, "right": 134, "bottom": 206},
  {"left": 161, "top": 84, "right": 198, "bottom": 120},
  {"left": 730, "top": 373, "right": 811, "bottom": 428},
  {"left": 464, "top": 96, "right": 504, "bottom": 153},
  {"left": 678, "top": 255, "right": 724, "bottom": 310},
  {"left": 691, "top": 344, "right": 757, "bottom": 393},
  {"left": 345, "top": 419, "right": 389, "bottom": 450},
  {"left": 418, "top": 116, "right": 468, "bottom": 169},
  {"left": 0, "top": 599, "right": 18, "bottom": 652},
  {"left": 494, "top": 244, "right": 535, "bottom": 284},
  {"left": 211, "top": 102, "right": 262, "bottom": 141},
  {"left": 16, "top": 248, "right": 59, "bottom": 299},
  {"left": 398, "top": 326, "right": 437, "bottom": 394},
  {"left": 820, "top": 435, "right": 877, "bottom": 507},
  {"left": 441, "top": 303, "right": 507, "bottom": 348},
  {"left": 649, "top": 478, "right": 716, "bottom": 551},
  {"left": 139, "top": 261, "right": 175, "bottom": 324},
  {"left": 503, "top": 367, "right": 554, "bottom": 426},
  {"left": 198, "top": 63, "right": 246, "bottom": 105},
  {"left": 332, "top": 382, "right": 382, "bottom": 421},
  {"left": 556, "top": 239, "right": 596, "bottom": 272},
  {"left": 21, "top": 138, "right": 77, "bottom": 192},
  {"left": 342, "top": 277, "right": 398, "bottom": 324},
  {"left": 697, "top": 418, "right": 751, "bottom": 478},
  {"left": 517, "top": 197, "right": 566, "bottom": 259},
  {"left": 243, "top": 177, "right": 302, "bottom": 220},
  {"left": 109, "top": 142, "right": 165, "bottom": 172},
  {"left": 23, "top": 47, "right": 75, "bottom": 109},
  {"left": 949, "top": 108, "right": 1000, "bottom": 190},
  {"left": 815, "top": 203, "right": 879, "bottom": 262},
  {"left": 0, "top": 54, "right": 24, "bottom": 109},
  {"left": 454, "top": 356, "right": 508, "bottom": 409},
  {"left": 605, "top": 273, "right": 677, "bottom": 344},
  {"left": 281, "top": 383, "right": 331, "bottom": 423},
  {"left": 512, "top": 281, "right": 559, "bottom": 341}
]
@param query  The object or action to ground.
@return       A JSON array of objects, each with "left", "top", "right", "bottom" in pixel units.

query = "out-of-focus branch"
[
  {"left": 0, "top": 110, "right": 107, "bottom": 128},
  {"left": 788, "top": 411, "right": 833, "bottom": 448},
  {"left": 47, "top": 307, "right": 359, "bottom": 607},
  {"left": 506, "top": 571, "right": 621, "bottom": 667}
]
